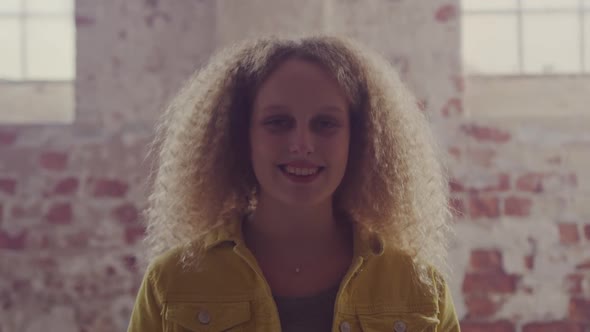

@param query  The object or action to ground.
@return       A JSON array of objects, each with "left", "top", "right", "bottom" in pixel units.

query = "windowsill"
[
  {"left": 464, "top": 75, "right": 590, "bottom": 119},
  {"left": 0, "top": 81, "right": 74, "bottom": 124}
]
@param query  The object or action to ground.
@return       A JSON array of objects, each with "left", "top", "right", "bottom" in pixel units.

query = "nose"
[{"left": 289, "top": 125, "right": 314, "bottom": 155}]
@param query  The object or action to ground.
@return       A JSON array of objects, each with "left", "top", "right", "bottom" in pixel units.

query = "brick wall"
[{"left": 0, "top": 0, "right": 588, "bottom": 331}]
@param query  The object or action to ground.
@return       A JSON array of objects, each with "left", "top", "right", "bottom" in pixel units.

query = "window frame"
[
  {"left": 0, "top": 0, "right": 75, "bottom": 82},
  {"left": 462, "top": 0, "right": 589, "bottom": 75}
]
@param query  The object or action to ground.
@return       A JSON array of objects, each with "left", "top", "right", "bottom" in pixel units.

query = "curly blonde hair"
[{"left": 143, "top": 35, "right": 451, "bottom": 278}]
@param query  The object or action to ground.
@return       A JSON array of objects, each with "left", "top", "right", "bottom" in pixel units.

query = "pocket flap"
[
  {"left": 359, "top": 312, "right": 439, "bottom": 332},
  {"left": 165, "top": 301, "right": 251, "bottom": 331}
]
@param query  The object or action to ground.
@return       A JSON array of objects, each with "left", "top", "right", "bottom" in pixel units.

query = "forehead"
[{"left": 253, "top": 58, "right": 349, "bottom": 112}]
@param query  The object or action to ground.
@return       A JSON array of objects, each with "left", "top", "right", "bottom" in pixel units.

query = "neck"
[
  {"left": 249, "top": 196, "right": 336, "bottom": 241},
  {"left": 245, "top": 193, "right": 345, "bottom": 248}
]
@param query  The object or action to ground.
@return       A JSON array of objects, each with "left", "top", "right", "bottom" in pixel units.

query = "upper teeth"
[{"left": 285, "top": 166, "right": 319, "bottom": 176}]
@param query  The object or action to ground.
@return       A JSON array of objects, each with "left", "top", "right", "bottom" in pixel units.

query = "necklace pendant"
[{"left": 294, "top": 267, "right": 301, "bottom": 273}]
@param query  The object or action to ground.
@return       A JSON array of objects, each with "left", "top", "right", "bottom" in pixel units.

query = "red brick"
[
  {"left": 11, "top": 203, "right": 41, "bottom": 219},
  {"left": 450, "top": 179, "right": 464, "bottom": 192},
  {"left": 504, "top": 196, "right": 533, "bottom": 217},
  {"left": 461, "top": 124, "right": 511, "bottom": 143},
  {"left": 435, "top": 4, "right": 458, "bottom": 22},
  {"left": 524, "top": 255, "right": 534, "bottom": 270},
  {"left": 0, "top": 230, "right": 26, "bottom": 250},
  {"left": 89, "top": 178, "right": 129, "bottom": 198},
  {"left": 65, "top": 231, "right": 89, "bottom": 249},
  {"left": 465, "top": 147, "right": 496, "bottom": 167},
  {"left": 442, "top": 98, "right": 463, "bottom": 117},
  {"left": 448, "top": 146, "right": 461, "bottom": 160},
  {"left": 485, "top": 173, "right": 510, "bottom": 192},
  {"left": 0, "top": 131, "right": 17, "bottom": 146},
  {"left": 105, "top": 265, "right": 117, "bottom": 277},
  {"left": 584, "top": 224, "right": 590, "bottom": 241},
  {"left": 576, "top": 259, "right": 590, "bottom": 270},
  {"left": 565, "top": 274, "right": 584, "bottom": 295},
  {"left": 463, "top": 271, "right": 518, "bottom": 294},
  {"left": 461, "top": 320, "right": 515, "bottom": 332},
  {"left": 569, "top": 298, "right": 590, "bottom": 321},
  {"left": 125, "top": 225, "right": 145, "bottom": 244},
  {"left": 450, "top": 197, "right": 465, "bottom": 219},
  {"left": 52, "top": 177, "right": 79, "bottom": 195},
  {"left": 464, "top": 294, "right": 499, "bottom": 317},
  {"left": 470, "top": 195, "right": 500, "bottom": 219},
  {"left": 45, "top": 203, "right": 72, "bottom": 224},
  {"left": 12, "top": 279, "right": 31, "bottom": 292},
  {"left": 112, "top": 203, "right": 139, "bottom": 224},
  {"left": 516, "top": 173, "right": 544, "bottom": 193},
  {"left": 39, "top": 152, "right": 68, "bottom": 171},
  {"left": 559, "top": 223, "right": 580, "bottom": 245},
  {"left": 523, "top": 321, "right": 587, "bottom": 332},
  {"left": 122, "top": 255, "right": 138, "bottom": 272},
  {"left": 0, "top": 178, "right": 17, "bottom": 195},
  {"left": 470, "top": 249, "right": 503, "bottom": 272}
]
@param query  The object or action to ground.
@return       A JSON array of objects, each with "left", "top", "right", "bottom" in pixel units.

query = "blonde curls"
[{"left": 142, "top": 35, "right": 451, "bottom": 283}]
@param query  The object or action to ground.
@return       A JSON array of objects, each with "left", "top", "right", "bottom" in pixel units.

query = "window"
[
  {"left": 462, "top": 0, "right": 590, "bottom": 118},
  {"left": 462, "top": 0, "right": 590, "bottom": 75},
  {"left": 0, "top": 0, "right": 75, "bottom": 123}
]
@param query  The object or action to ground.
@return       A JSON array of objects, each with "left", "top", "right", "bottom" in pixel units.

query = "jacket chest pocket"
[
  {"left": 337, "top": 308, "right": 440, "bottom": 332},
  {"left": 355, "top": 311, "right": 439, "bottom": 332},
  {"left": 164, "top": 301, "right": 251, "bottom": 332}
]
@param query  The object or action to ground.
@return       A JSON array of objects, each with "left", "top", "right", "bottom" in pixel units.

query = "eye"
[
  {"left": 313, "top": 117, "right": 341, "bottom": 131},
  {"left": 318, "top": 120, "right": 337, "bottom": 128},
  {"left": 263, "top": 116, "right": 293, "bottom": 130}
]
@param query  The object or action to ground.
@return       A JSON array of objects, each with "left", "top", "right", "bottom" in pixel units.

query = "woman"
[{"left": 128, "top": 35, "right": 460, "bottom": 331}]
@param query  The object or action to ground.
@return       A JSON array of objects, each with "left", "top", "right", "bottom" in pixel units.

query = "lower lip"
[{"left": 280, "top": 168, "right": 323, "bottom": 184}]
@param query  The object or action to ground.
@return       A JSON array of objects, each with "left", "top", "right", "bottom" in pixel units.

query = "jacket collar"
[{"left": 202, "top": 215, "right": 385, "bottom": 259}]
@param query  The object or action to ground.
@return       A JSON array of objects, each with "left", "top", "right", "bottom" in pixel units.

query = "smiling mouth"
[{"left": 278, "top": 165, "right": 325, "bottom": 177}]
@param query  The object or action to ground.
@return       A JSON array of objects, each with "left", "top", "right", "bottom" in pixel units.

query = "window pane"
[
  {"left": 0, "top": 0, "right": 22, "bottom": 13},
  {"left": 522, "top": 0, "right": 579, "bottom": 10},
  {"left": 462, "top": 0, "right": 517, "bottom": 11},
  {"left": 26, "top": 0, "right": 73, "bottom": 13},
  {"left": 25, "top": 18, "right": 75, "bottom": 80},
  {"left": 0, "top": 18, "right": 22, "bottom": 80},
  {"left": 522, "top": 14, "right": 580, "bottom": 74},
  {"left": 462, "top": 15, "right": 519, "bottom": 74}
]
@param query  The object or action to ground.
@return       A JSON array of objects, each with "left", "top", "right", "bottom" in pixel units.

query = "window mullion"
[
  {"left": 581, "top": 0, "right": 586, "bottom": 72},
  {"left": 517, "top": 0, "right": 524, "bottom": 74},
  {"left": 21, "top": 0, "right": 27, "bottom": 80}
]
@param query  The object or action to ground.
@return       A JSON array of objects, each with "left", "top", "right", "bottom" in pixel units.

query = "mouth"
[{"left": 277, "top": 164, "right": 325, "bottom": 183}]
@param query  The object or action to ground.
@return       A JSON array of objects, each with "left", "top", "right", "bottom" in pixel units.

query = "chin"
[{"left": 277, "top": 191, "right": 333, "bottom": 208}]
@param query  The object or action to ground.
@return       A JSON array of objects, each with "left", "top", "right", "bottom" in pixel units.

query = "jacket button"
[
  {"left": 393, "top": 320, "right": 406, "bottom": 332},
  {"left": 339, "top": 321, "right": 351, "bottom": 332},
  {"left": 197, "top": 310, "right": 211, "bottom": 325}
]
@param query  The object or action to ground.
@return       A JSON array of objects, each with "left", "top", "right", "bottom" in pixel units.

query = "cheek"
[
  {"left": 334, "top": 131, "right": 351, "bottom": 164},
  {"left": 250, "top": 131, "right": 277, "bottom": 166}
]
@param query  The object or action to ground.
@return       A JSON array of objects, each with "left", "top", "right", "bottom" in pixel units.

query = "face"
[{"left": 249, "top": 58, "right": 350, "bottom": 208}]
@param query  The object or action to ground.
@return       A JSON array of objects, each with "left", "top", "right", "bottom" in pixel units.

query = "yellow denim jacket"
[{"left": 128, "top": 220, "right": 460, "bottom": 332}]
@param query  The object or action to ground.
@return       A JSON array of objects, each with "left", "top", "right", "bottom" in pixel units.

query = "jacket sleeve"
[
  {"left": 436, "top": 275, "right": 461, "bottom": 332},
  {"left": 127, "top": 267, "right": 164, "bottom": 332}
]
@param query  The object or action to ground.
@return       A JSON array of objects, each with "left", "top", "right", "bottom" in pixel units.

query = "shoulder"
[
  {"left": 144, "top": 243, "right": 258, "bottom": 300},
  {"left": 357, "top": 248, "right": 449, "bottom": 305}
]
